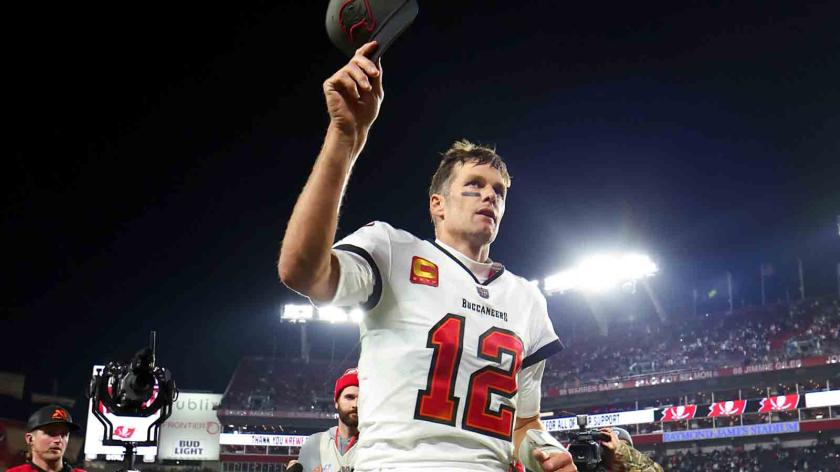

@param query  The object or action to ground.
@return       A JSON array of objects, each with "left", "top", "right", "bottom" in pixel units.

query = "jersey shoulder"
[
  {"left": 301, "top": 430, "right": 325, "bottom": 449},
  {"left": 366, "top": 221, "right": 422, "bottom": 245},
  {"left": 500, "top": 267, "right": 546, "bottom": 302},
  {"left": 6, "top": 465, "right": 33, "bottom": 472},
  {"left": 339, "top": 221, "right": 422, "bottom": 247}
]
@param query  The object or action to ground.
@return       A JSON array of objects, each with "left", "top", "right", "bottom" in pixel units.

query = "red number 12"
[{"left": 414, "top": 314, "right": 524, "bottom": 440}]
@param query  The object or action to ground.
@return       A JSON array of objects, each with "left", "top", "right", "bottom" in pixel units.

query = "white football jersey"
[
  {"left": 297, "top": 426, "right": 357, "bottom": 472},
  {"left": 331, "top": 222, "right": 563, "bottom": 471}
]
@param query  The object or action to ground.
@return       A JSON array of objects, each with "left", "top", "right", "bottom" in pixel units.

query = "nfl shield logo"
[{"left": 476, "top": 286, "right": 489, "bottom": 299}]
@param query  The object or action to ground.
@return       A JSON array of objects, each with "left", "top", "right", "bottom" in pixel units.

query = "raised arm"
[{"left": 278, "top": 42, "right": 383, "bottom": 302}]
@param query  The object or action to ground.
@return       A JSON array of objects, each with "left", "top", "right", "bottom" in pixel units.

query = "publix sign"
[{"left": 158, "top": 393, "right": 222, "bottom": 461}]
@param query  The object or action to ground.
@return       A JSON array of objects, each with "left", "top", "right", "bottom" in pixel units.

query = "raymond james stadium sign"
[{"left": 663, "top": 421, "right": 800, "bottom": 443}]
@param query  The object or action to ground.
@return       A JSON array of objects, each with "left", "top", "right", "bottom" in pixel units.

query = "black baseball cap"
[
  {"left": 326, "top": 0, "right": 419, "bottom": 61},
  {"left": 27, "top": 405, "right": 81, "bottom": 432}
]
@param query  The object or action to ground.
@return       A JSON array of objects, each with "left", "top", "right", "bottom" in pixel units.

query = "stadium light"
[
  {"left": 318, "top": 305, "right": 348, "bottom": 323},
  {"left": 543, "top": 253, "right": 658, "bottom": 295},
  {"left": 349, "top": 308, "right": 364, "bottom": 323},
  {"left": 281, "top": 303, "right": 364, "bottom": 324},
  {"left": 282, "top": 304, "right": 314, "bottom": 322},
  {"left": 543, "top": 270, "right": 577, "bottom": 294}
]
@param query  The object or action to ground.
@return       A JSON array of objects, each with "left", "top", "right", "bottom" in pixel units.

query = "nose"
[{"left": 482, "top": 188, "right": 498, "bottom": 205}]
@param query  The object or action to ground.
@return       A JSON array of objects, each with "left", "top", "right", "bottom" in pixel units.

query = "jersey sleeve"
[
  {"left": 522, "top": 287, "right": 564, "bottom": 369},
  {"left": 297, "top": 432, "right": 322, "bottom": 472},
  {"left": 516, "top": 360, "right": 546, "bottom": 418},
  {"left": 328, "top": 249, "right": 375, "bottom": 308},
  {"left": 330, "top": 221, "right": 393, "bottom": 310}
]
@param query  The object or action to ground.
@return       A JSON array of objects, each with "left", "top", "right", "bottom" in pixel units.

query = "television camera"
[
  {"left": 88, "top": 332, "right": 178, "bottom": 471},
  {"left": 566, "top": 415, "right": 613, "bottom": 472}
]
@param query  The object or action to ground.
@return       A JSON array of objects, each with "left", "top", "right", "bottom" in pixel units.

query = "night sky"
[{"left": 4, "top": 1, "right": 839, "bottom": 407}]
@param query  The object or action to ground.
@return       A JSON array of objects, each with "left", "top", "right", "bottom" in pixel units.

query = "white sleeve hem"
[{"left": 325, "top": 248, "right": 375, "bottom": 308}]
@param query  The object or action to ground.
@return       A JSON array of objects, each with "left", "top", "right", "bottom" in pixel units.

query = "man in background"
[
  {"left": 290, "top": 368, "right": 359, "bottom": 472},
  {"left": 7, "top": 405, "right": 85, "bottom": 472}
]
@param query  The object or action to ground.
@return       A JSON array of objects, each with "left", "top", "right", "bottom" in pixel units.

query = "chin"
[
  {"left": 479, "top": 229, "right": 497, "bottom": 244},
  {"left": 471, "top": 225, "right": 495, "bottom": 239}
]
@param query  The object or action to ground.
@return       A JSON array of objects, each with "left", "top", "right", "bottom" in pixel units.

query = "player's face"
[
  {"left": 336, "top": 385, "right": 359, "bottom": 428},
  {"left": 439, "top": 161, "right": 507, "bottom": 247},
  {"left": 26, "top": 424, "right": 69, "bottom": 463}
]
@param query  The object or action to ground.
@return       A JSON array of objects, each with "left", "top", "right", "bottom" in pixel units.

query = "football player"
[{"left": 279, "top": 41, "right": 574, "bottom": 472}]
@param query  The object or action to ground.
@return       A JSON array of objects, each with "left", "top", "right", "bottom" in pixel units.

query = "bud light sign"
[
  {"left": 174, "top": 440, "right": 204, "bottom": 456},
  {"left": 158, "top": 393, "right": 222, "bottom": 461}
]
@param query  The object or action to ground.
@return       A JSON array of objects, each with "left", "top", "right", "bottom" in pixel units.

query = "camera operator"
[
  {"left": 8, "top": 405, "right": 86, "bottom": 472},
  {"left": 598, "top": 428, "right": 662, "bottom": 472}
]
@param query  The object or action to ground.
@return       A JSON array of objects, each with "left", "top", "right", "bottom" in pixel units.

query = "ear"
[
  {"left": 430, "top": 193, "right": 445, "bottom": 222},
  {"left": 25, "top": 432, "right": 33, "bottom": 446}
]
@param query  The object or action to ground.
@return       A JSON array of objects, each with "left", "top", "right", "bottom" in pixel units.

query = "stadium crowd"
[
  {"left": 654, "top": 440, "right": 840, "bottom": 471},
  {"left": 220, "top": 298, "right": 839, "bottom": 413},
  {"left": 544, "top": 298, "right": 839, "bottom": 391},
  {"left": 220, "top": 358, "right": 356, "bottom": 412}
]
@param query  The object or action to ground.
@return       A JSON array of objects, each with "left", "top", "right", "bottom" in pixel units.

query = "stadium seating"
[
  {"left": 543, "top": 298, "right": 839, "bottom": 392},
  {"left": 219, "top": 298, "right": 838, "bottom": 414},
  {"left": 654, "top": 441, "right": 840, "bottom": 471},
  {"left": 221, "top": 357, "right": 357, "bottom": 413}
]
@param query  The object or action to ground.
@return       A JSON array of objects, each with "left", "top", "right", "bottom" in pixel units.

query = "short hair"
[{"left": 428, "top": 139, "right": 511, "bottom": 198}]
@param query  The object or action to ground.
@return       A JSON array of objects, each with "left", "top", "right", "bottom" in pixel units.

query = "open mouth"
[{"left": 476, "top": 208, "right": 496, "bottom": 223}]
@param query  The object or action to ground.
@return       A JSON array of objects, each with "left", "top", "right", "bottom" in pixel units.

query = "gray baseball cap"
[{"left": 326, "top": 0, "right": 419, "bottom": 61}]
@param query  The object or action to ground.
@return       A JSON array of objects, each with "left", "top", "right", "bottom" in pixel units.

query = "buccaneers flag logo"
[
  {"left": 661, "top": 405, "right": 697, "bottom": 422},
  {"left": 410, "top": 256, "right": 439, "bottom": 287},
  {"left": 758, "top": 394, "right": 800, "bottom": 413},
  {"left": 50, "top": 409, "right": 70, "bottom": 421},
  {"left": 113, "top": 426, "right": 136, "bottom": 439},
  {"left": 707, "top": 400, "right": 747, "bottom": 417}
]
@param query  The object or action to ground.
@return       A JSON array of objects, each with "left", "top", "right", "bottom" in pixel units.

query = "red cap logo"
[
  {"left": 339, "top": 0, "right": 377, "bottom": 43},
  {"left": 50, "top": 409, "right": 70, "bottom": 421}
]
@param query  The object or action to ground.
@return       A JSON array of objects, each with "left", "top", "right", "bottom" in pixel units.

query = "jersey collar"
[
  {"left": 26, "top": 462, "right": 71, "bottom": 472},
  {"left": 429, "top": 240, "right": 505, "bottom": 286}
]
